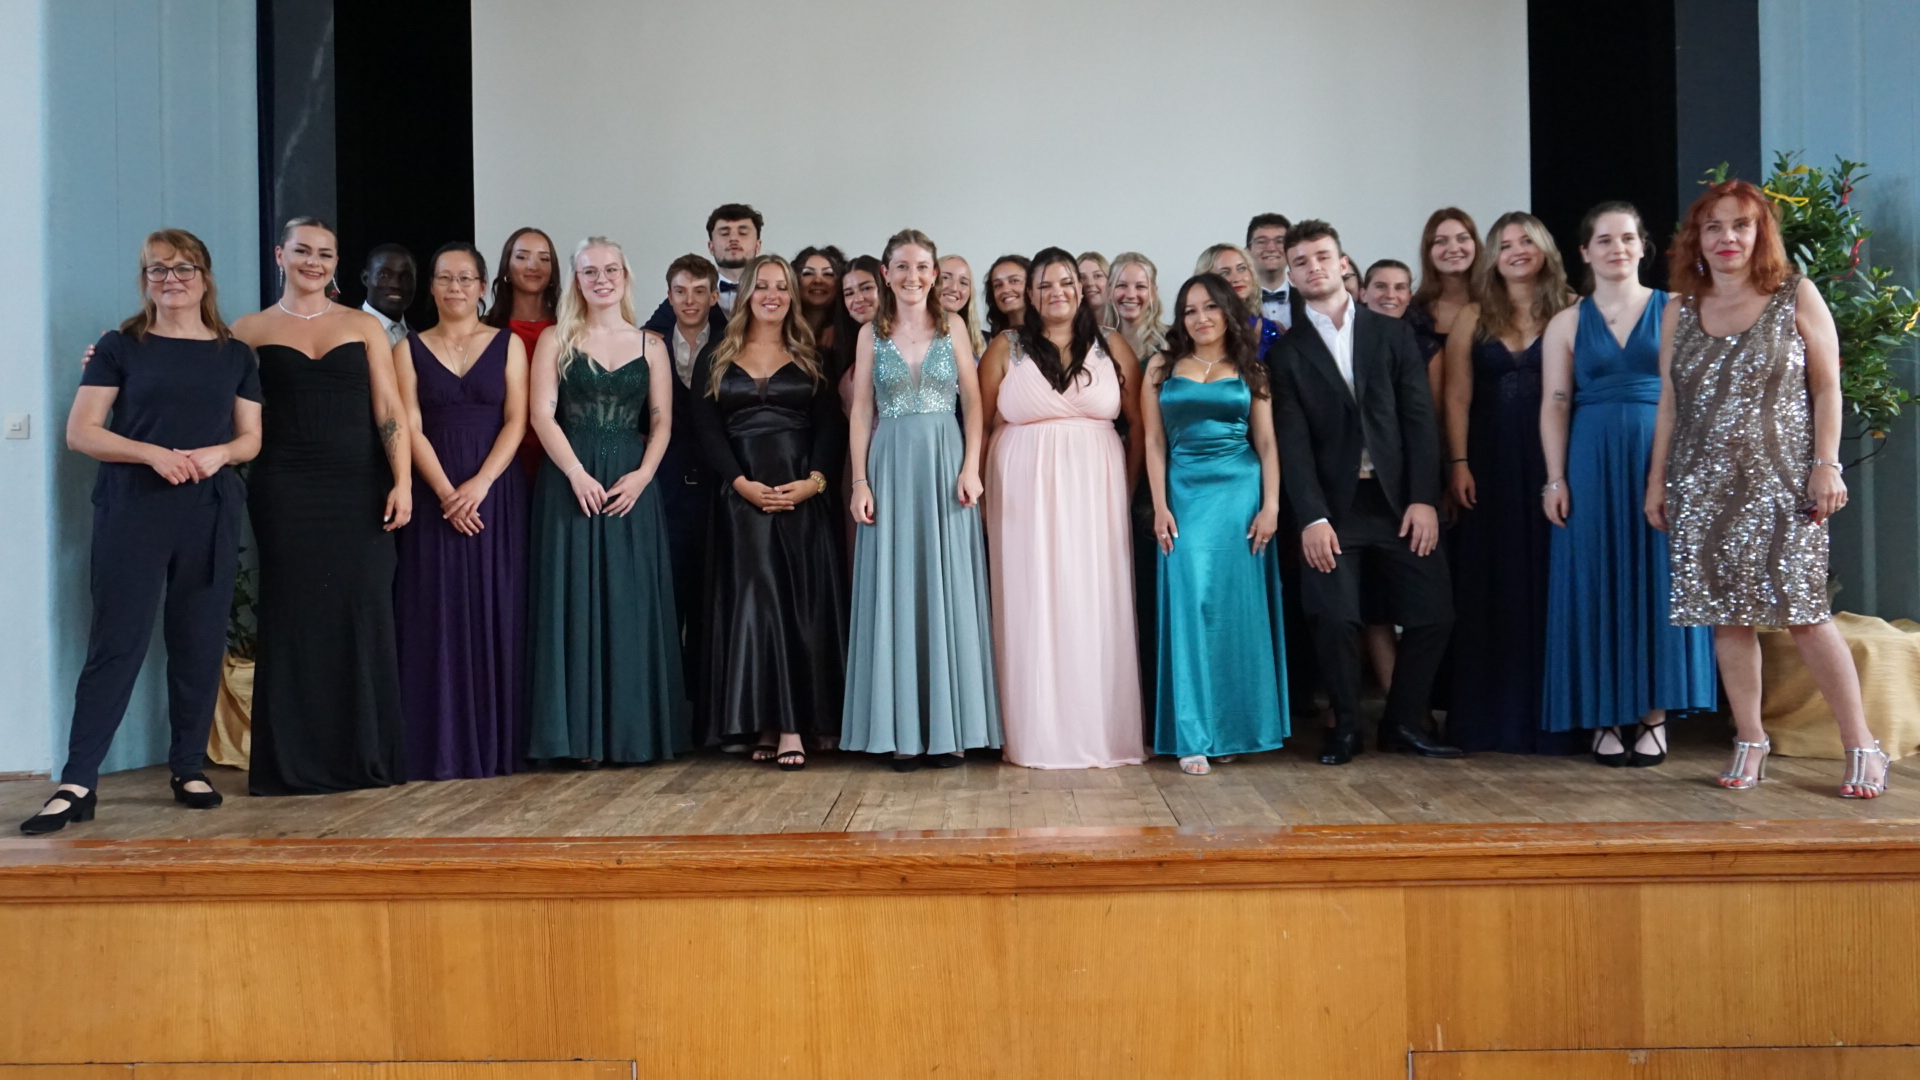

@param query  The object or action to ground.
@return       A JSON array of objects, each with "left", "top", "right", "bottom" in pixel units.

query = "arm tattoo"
[
  {"left": 1551, "top": 390, "right": 1569, "bottom": 402},
  {"left": 378, "top": 417, "right": 400, "bottom": 459}
]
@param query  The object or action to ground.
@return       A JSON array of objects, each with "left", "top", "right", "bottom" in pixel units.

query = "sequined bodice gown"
[
  {"left": 1666, "top": 274, "right": 1829, "bottom": 626},
  {"left": 1542, "top": 295, "right": 1717, "bottom": 731},
  {"left": 395, "top": 330, "right": 529, "bottom": 779},
  {"left": 1448, "top": 334, "right": 1567, "bottom": 754},
  {"left": 1151, "top": 376, "right": 1289, "bottom": 758},
  {"left": 526, "top": 352, "right": 688, "bottom": 763},
  {"left": 690, "top": 358, "right": 849, "bottom": 743},
  {"left": 247, "top": 341, "right": 405, "bottom": 795},
  {"left": 986, "top": 335, "right": 1145, "bottom": 768},
  {"left": 841, "top": 334, "right": 1001, "bottom": 755}
]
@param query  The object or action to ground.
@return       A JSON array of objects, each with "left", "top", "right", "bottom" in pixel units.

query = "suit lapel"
[{"left": 1290, "top": 318, "right": 1357, "bottom": 413}]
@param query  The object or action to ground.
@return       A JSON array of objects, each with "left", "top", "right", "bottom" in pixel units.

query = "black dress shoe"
[
  {"left": 19, "top": 789, "right": 95, "bottom": 835},
  {"left": 1319, "top": 731, "right": 1360, "bottom": 765},
  {"left": 890, "top": 755, "right": 921, "bottom": 773},
  {"left": 1380, "top": 723, "right": 1465, "bottom": 758},
  {"left": 171, "top": 774, "right": 224, "bottom": 810},
  {"left": 927, "top": 752, "right": 966, "bottom": 769}
]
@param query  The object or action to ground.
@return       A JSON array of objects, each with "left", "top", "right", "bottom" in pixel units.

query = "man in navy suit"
[
  {"left": 644, "top": 203, "right": 762, "bottom": 336},
  {"left": 656, "top": 253, "right": 726, "bottom": 735}
]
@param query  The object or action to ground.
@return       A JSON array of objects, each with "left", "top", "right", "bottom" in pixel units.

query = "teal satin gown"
[{"left": 1152, "top": 376, "right": 1290, "bottom": 758}]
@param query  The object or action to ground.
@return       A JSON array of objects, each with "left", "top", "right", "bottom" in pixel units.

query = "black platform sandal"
[
  {"left": 1627, "top": 719, "right": 1668, "bottom": 768},
  {"left": 19, "top": 788, "right": 96, "bottom": 836},
  {"left": 171, "top": 774, "right": 224, "bottom": 810}
]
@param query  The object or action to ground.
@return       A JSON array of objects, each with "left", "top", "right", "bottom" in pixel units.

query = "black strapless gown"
[
  {"left": 687, "top": 359, "right": 848, "bottom": 744},
  {"left": 248, "top": 342, "right": 406, "bottom": 794}
]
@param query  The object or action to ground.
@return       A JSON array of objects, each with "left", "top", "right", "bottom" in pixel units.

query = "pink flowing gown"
[{"left": 986, "top": 335, "right": 1145, "bottom": 768}]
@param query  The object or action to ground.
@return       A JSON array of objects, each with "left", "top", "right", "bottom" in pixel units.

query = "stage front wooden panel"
[
  {"left": 0, "top": 1067, "right": 633, "bottom": 1079},
  {"left": 3, "top": 823, "right": 1918, "bottom": 1078},
  {"left": 1413, "top": 1047, "right": 1920, "bottom": 1078}
]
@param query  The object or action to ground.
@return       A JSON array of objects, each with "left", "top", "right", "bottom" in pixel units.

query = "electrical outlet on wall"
[{"left": 3, "top": 414, "right": 27, "bottom": 439}]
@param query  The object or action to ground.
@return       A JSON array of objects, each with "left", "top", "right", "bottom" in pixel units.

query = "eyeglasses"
[
  {"left": 144, "top": 264, "right": 202, "bottom": 282},
  {"left": 578, "top": 266, "right": 626, "bottom": 281},
  {"left": 432, "top": 274, "right": 482, "bottom": 288}
]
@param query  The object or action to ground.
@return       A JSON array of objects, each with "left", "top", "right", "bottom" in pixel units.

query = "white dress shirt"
[
  {"left": 1260, "top": 281, "right": 1293, "bottom": 329},
  {"left": 1303, "top": 293, "right": 1373, "bottom": 476},
  {"left": 361, "top": 301, "right": 408, "bottom": 347},
  {"left": 672, "top": 322, "right": 711, "bottom": 390}
]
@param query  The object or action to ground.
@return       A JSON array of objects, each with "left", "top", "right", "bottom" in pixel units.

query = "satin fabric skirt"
[
  {"left": 702, "top": 428, "right": 849, "bottom": 743},
  {"left": 527, "top": 427, "right": 688, "bottom": 763},
  {"left": 842, "top": 413, "right": 1002, "bottom": 755},
  {"left": 986, "top": 417, "right": 1145, "bottom": 768},
  {"left": 1543, "top": 398, "right": 1717, "bottom": 731},
  {"left": 1153, "top": 442, "right": 1290, "bottom": 758}
]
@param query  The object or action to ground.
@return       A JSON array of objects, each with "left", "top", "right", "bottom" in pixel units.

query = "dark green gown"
[{"left": 527, "top": 350, "right": 689, "bottom": 762}]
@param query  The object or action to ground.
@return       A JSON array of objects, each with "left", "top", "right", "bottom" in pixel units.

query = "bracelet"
[
  {"left": 1541, "top": 479, "right": 1563, "bottom": 494},
  {"left": 810, "top": 470, "right": 827, "bottom": 494},
  {"left": 1448, "top": 458, "right": 1468, "bottom": 465},
  {"left": 563, "top": 462, "right": 584, "bottom": 477},
  {"left": 851, "top": 478, "right": 870, "bottom": 488},
  {"left": 1811, "top": 458, "right": 1845, "bottom": 474}
]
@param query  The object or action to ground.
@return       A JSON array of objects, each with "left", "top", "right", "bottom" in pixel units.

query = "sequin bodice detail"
[
  {"left": 873, "top": 333, "right": 960, "bottom": 418},
  {"left": 558, "top": 351, "right": 651, "bottom": 438}
]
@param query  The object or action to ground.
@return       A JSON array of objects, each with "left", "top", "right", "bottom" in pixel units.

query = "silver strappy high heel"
[
  {"left": 1840, "top": 740, "right": 1891, "bottom": 799},
  {"left": 1718, "top": 738, "right": 1770, "bottom": 790}
]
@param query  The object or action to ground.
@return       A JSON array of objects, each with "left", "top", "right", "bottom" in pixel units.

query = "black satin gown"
[
  {"left": 685, "top": 356, "right": 848, "bottom": 744},
  {"left": 247, "top": 342, "right": 406, "bottom": 794}
]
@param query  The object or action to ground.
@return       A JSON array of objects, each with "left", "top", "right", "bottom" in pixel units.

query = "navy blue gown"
[
  {"left": 1447, "top": 333, "right": 1568, "bottom": 754},
  {"left": 1543, "top": 294, "right": 1717, "bottom": 731}
]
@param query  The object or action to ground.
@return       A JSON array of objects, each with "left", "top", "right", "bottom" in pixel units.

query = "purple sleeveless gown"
[{"left": 395, "top": 329, "right": 528, "bottom": 779}]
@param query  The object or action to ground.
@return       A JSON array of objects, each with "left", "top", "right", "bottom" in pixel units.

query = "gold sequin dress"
[{"left": 1665, "top": 273, "right": 1830, "bottom": 627}]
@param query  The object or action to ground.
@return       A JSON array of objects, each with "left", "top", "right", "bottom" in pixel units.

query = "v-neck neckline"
[{"left": 419, "top": 329, "right": 496, "bottom": 380}]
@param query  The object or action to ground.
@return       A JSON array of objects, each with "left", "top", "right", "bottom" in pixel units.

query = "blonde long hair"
[
  {"left": 1107, "top": 251, "right": 1167, "bottom": 361},
  {"left": 554, "top": 236, "right": 638, "bottom": 375},
  {"left": 940, "top": 254, "right": 987, "bottom": 357},
  {"left": 708, "top": 254, "right": 821, "bottom": 398},
  {"left": 121, "top": 229, "right": 230, "bottom": 345},
  {"left": 1472, "top": 211, "right": 1571, "bottom": 345},
  {"left": 875, "top": 229, "right": 952, "bottom": 341}
]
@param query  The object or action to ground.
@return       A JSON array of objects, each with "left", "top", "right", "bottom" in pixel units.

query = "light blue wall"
[
  {"left": 0, "top": 2, "right": 55, "bottom": 777},
  {"left": 1760, "top": 0, "right": 1920, "bottom": 621},
  {"left": 33, "top": 0, "right": 259, "bottom": 778}
]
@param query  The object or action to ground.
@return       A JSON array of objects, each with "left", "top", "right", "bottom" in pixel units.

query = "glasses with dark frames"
[{"left": 143, "top": 264, "right": 202, "bottom": 282}]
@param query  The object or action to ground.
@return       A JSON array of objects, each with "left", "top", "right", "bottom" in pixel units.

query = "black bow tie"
[
  {"left": 1262, "top": 288, "right": 1287, "bottom": 303},
  {"left": 718, "top": 279, "right": 738, "bottom": 293}
]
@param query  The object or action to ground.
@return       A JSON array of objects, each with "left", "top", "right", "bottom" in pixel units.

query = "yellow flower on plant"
[{"left": 1763, "top": 186, "right": 1810, "bottom": 206}]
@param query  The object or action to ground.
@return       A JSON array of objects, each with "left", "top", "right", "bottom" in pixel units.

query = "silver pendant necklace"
[{"left": 277, "top": 299, "right": 333, "bottom": 321}]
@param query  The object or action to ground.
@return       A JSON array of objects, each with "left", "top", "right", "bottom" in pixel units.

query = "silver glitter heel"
[
  {"left": 1718, "top": 738, "right": 1770, "bottom": 790},
  {"left": 1840, "top": 740, "right": 1890, "bottom": 799}
]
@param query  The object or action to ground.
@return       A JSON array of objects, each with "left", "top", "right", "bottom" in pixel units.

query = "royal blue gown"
[
  {"left": 1543, "top": 293, "right": 1717, "bottom": 731},
  {"left": 1151, "top": 375, "right": 1289, "bottom": 758}
]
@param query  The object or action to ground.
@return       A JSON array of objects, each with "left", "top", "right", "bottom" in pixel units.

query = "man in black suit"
[
  {"left": 644, "top": 203, "right": 763, "bottom": 336},
  {"left": 657, "top": 254, "right": 725, "bottom": 737},
  {"left": 1270, "top": 220, "right": 1461, "bottom": 765}
]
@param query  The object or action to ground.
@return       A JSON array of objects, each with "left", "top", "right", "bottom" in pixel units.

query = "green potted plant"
[{"left": 208, "top": 550, "right": 257, "bottom": 767}]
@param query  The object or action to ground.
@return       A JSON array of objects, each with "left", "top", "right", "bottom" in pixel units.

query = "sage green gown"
[{"left": 527, "top": 351, "right": 689, "bottom": 762}]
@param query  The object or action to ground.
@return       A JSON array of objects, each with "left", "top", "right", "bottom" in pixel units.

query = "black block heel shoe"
[
  {"left": 171, "top": 774, "right": 224, "bottom": 810},
  {"left": 19, "top": 789, "right": 96, "bottom": 835}
]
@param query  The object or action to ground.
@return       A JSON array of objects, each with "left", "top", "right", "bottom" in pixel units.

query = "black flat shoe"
[
  {"left": 1627, "top": 719, "right": 1668, "bottom": 768},
  {"left": 171, "top": 774, "right": 224, "bottom": 810},
  {"left": 1380, "top": 722, "right": 1464, "bottom": 758},
  {"left": 891, "top": 755, "right": 921, "bottom": 773},
  {"left": 928, "top": 752, "right": 966, "bottom": 769},
  {"left": 1593, "top": 726, "right": 1630, "bottom": 767},
  {"left": 1319, "top": 731, "right": 1359, "bottom": 766},
  {"left": 19, "top": 789, "right": 95, "bottom": 836}
]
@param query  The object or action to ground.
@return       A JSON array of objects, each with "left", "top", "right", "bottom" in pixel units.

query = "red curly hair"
[{"left": 1668, "top": 179, "right": 1789, "bottom": 300}]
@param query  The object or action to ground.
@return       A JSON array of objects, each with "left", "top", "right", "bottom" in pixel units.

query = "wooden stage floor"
[{"left": 6, "top": 719, "right": 1915, "bottom": 839}]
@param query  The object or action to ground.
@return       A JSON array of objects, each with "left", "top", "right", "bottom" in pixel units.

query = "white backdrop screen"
[{"left": 473, "top": 0, "right": 1529, "bottom": 306}]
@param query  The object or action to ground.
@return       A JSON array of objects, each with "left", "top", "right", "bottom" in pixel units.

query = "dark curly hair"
[{"left": 1158, "top": 273, "right": 1267, "bottom": 399}]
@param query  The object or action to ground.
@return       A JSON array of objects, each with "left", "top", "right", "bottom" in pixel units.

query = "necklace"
[
  {"left": 277, "top": 299, "right": 332, "bottom": 321},
  {"left": 1190, "top": 352, "right": 1225, "bottom": 380}
]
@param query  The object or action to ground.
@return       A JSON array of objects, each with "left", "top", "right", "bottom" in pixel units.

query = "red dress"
[{"left": 510, "top": 319, "right": 555, "bottom": 478}]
